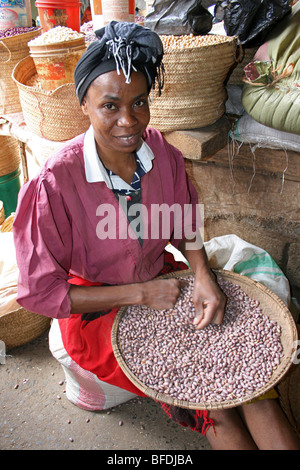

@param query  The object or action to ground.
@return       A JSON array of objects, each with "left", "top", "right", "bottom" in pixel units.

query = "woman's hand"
[
  {"left": 178, "top": 237, "right": 227, "bottom": 330},
  {"left": 192, "top": 270, "right": 226, "bottom": 330},
  {"left": 141, "top": 278, "right": 187, "bottom": 310}
]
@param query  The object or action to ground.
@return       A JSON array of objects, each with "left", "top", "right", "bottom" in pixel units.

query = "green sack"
[{"left": 242, "top": 2, "right": 300, "bottom": 135}]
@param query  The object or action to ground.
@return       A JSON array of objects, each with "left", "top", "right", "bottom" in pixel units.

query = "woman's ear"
[{"left": 81, "top": 97, "right": 88, "bottom": 116}]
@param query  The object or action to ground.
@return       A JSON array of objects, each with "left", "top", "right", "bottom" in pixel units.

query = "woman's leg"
[
  {"left": 205, "top": 408, "right": 258, "bottom": 450},
  {"left": 238, "top": 399, "right": 300, "bottom": 450}
]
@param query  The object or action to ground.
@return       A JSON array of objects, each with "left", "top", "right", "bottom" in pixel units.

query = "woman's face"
[{"left": 81, "top": 69, "right": 150, "bottom": 160}]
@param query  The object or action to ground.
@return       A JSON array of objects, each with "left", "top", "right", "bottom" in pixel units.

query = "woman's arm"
[
  {"left": 69, "top": 234, "right": 226, "bottom": 327},
  {"left": 178, "top": 234, "right": 226, "bottom": 330},
  {"left": 68, "top": 277, "right": 187, "bottom": 314}
]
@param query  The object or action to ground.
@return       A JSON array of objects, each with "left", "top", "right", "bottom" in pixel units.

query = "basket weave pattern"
[
  {"left": 0, "top": 29, "right": 41, "bottom": 115},
  {"left": 0, "top": 135, "right": 20, "bottom": 177},
  {"left": 149, "top": 37, "right": 238, "bottom": 132},
  {"left": 12, "top": 56, "right": 90, "bottom": 142}
]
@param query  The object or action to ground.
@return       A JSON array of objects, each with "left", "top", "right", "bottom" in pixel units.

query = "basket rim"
[
  {"left": 0, "top": 304, "right": 27, "bottom": 320},
  {"left": 0, "top": 28, "right": 42, "bottom": 44},
  {"left": 111, "top": 269, "right": 298, "bottom": 410}
]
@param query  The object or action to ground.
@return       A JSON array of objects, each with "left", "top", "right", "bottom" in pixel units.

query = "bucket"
[
  {"left": 35, "top": 0, "right": 81, "bottom": 32},
  {"left": 29, "top": 36, "right": 86, "bottom": 91},
  {"left": 0, "top": 168, "right": 21, "bottom": 218},
  {"left": 0, "top": 0, "right": 32, "bottom": 29},
  {"left": 90, "top": 0, "right": 135, "bottom": 30}
]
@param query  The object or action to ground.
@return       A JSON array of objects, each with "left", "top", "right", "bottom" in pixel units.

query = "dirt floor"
[{"left": 0, "top": 328, "right": 212, "bottom": 452}]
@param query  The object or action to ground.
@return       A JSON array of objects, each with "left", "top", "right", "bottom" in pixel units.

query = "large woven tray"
[{"left": 111, "top": 269, "right": 298, "bottom": 410}]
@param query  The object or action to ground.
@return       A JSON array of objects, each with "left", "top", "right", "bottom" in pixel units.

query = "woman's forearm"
[
  {"left": 68, "top": 277, "right": 187, "bottom": 314},
  {"left": 68, "top": 283, "right": 144, "bottom": 314},
  {"left": 178, "top": 234, "right": 212, "bottom": 277}
]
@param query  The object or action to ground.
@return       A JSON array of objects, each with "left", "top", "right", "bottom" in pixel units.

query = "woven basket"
[
  {"left": 149, "top": 35, "right": 238, "bottom": 132},
  {"left": 0, "top": 28, "right": 42, "bottom": 115},
  {"left": 0, "top": 212, "right": 14, "bottom": 232},
  {"left": 0, "top": 135, "right": 20, "bottom": 177},
  {"left": 0, "top": 306, "right": 51, "bottom": 350},
  {"left": 227, "top": 47, "right": 258, "bottom": 86},
  {"left": 0, "top": 213, "right": 51, "bottom": 350},
  {"left": 112, "top": 269, "right": 298, "bottom": 410},
  {"left": 277, "top": 323, "right": 300, "bottom": 438},
  {"left": 12, "top": 56, "right": 90, "bottom": 142}
]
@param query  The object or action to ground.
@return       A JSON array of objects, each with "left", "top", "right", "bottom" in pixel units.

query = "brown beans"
[
  {"left": 118, "top": 276, "right": 283, "bottom": 404},
  {"left": 160, "top": 34, "right": 235, "bottom": 51}
]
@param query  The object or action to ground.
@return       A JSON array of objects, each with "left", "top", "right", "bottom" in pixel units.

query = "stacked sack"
[{"left": 242, "top": 2, "right": 300, "bottom": 135}]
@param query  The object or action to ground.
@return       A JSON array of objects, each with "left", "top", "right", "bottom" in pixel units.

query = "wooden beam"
[{"left": 163, "top": 116, "right": 231, "bottom": 161}]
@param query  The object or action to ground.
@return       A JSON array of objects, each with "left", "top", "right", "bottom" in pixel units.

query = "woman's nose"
[{"left": 117, "top": 108, "right": 137, "bottom": 127}]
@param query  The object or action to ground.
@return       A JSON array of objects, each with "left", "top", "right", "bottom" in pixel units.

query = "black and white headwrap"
[{"left": 75, "top": 21, "right": 164, "bottom": 104}]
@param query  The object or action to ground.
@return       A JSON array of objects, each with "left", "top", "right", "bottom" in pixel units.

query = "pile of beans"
[
  {"left": 80, "top": 21, "right": 97, "bottom": 43},
  {"left": 118, "top": 276, "right": 283, "bottom": 404},
  {"left": 28, "top": 26, "right": 84, "bottom": 46},
  {"left": 0, "top": 27, "right": 39, "bottom": 38},
  {"left": 160, "top": 33, "right": 234, "bottom": 51}
]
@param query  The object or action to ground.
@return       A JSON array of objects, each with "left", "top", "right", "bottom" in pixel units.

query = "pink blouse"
[{"left": 13, "top": 127, "right": 201, "bottom": 319}]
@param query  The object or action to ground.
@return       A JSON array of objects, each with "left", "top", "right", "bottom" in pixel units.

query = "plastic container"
[
  {"left": 0, "top": 168, "right": 21, "bottom": 218},
  {"left": 0, "top": 0, "right": 32, "bottom": 29},
  {"left": 90, "top": 0, "right": 135, "bottom": 30},
  {"left": 29, "top": 36, "right": 86, "bottom": 91},
  {"left": 35, "top": 0, "right": 81, "bottom": 32}
]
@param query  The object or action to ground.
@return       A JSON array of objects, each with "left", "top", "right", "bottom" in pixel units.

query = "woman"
[{"left": 13, "top": 22, "right": 300, "bottom": 450}]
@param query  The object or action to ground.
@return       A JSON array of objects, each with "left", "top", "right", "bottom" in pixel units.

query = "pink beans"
[
  {"left": 118, "top": 276, "right": 283, "bottom": 404},
  {"left": 0, "top": 27, "right": 39, "bottom": 38}
]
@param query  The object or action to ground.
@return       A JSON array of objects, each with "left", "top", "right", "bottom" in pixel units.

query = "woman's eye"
[
  {"left": 134, "top": 99, "right": 146, "bottom": 108},
  {"left": 103, "top": 103, "right": 117, "bottom": 110}
]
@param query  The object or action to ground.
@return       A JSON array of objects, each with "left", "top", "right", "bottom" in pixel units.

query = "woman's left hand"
[{"left": 192, "top": 270, "right": 226, "bottom": 330}]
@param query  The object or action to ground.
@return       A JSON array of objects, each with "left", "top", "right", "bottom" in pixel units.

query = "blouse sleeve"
[{"left": 13, "top": 168, "right": 72, "bottom": 319}]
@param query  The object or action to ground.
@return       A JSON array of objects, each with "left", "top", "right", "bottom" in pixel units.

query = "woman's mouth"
[{"left": 116, "top": 134, "right": 139, "bottom": 145}]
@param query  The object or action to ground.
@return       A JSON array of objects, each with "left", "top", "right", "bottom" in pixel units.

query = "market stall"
[{"left": 0, "top": 0, "right": 299, "bottom": 444}]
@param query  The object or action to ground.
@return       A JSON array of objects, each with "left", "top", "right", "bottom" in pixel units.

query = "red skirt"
[{"left": 58, "top": 251, "right": 214, "bottom": 435}]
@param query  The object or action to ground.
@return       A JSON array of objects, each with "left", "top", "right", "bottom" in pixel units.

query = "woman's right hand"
[
  {"left": 140, "top": 278, "right": 187, "bottom": 310},
  {"left": 69, "top": 278, "right": 186, "bottom": 314}
]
